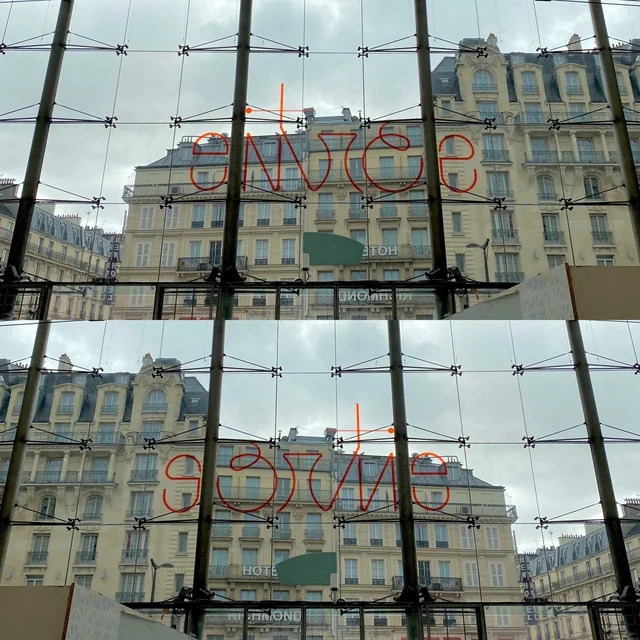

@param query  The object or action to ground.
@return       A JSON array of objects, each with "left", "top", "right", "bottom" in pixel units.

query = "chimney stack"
[
  {"left": 487, "top": 33, "right": 499, "bottom": 50},
  {"left": 568, "top": 34, "right": 582, "bottom": 52},
  {"left": 58, "top": 354, "right": 73, "bottom": 372},
  {"left": 141, "top": 353, "right": 154, "bottom": 369}
]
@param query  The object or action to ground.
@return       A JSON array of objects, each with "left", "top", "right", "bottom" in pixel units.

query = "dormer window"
[
  {"left": 565, "top": 71, "right": 582, "bottom": 95},
  {"left": 143, "top": 389, "right": 167, "bottom": 412},
  {"left": 473, "top": 69, "right": 497, "bottom": 92},
  {"left": 57, "top": 391, "right": 75, "bottom": 415}
]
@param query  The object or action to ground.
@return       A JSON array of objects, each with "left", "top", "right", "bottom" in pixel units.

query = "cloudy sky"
[
  {"left": 1, "top": 0, "right": 640, "bottom": 232},
  {"left": 1, "top": 318, "right": 639, "bottom": 552}
]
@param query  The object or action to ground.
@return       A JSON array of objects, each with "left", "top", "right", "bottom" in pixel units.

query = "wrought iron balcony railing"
[
  {"left": 177, "top": 256, "right": 248, "bottom": 272},
  {"left": 392, "top": 576, "right": 463, "bottom": 592}
]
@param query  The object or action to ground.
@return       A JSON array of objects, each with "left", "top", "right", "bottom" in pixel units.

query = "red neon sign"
[
  {"left": 162, "top": 404, "right": 451, "bottom": 515},
  {"left": 188, "top": 84, "right": 477, "bottom": 195}
]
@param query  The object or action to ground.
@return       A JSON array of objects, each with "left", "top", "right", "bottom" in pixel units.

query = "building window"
[
  {"left": 473, "top": 69, "right": 496, "bottom": 91},
  {"left": 383, "top": 270, "right": 400, "bottom": 281},
  {"left": 143, "top": 389, "right": 167, "bottom": 412},
  {"left": 460, "top": 525, "right": 474, "bottom": 549},
  {"left": 490, "top": 563, "right": 505, "bottom": 586},
  {"left": 102, "top": 391, "right": 119, "bottom": 414},
  {"left": 75, "top": 575, "right": 93, "bottom": 589},
  {"left": 496, "top": 253, "right": 522, "bottom": 282},
  {"left": 435, "top": 524, "right": 448, "bottom": 548},
  {"left": 164, "top": 206, "right": 179, "bottom": 229},
  {"left": 26, "top": 575, "right": 44, "bottom": 586},
  {"left": 464, "top": 561, "right": 479, "bottom": 587},
  {"left": 455, "top": 253, "right": 466, "bottom": 273},
  {"left": 565, "top": 71, "right": 582, "bottom": 94},
  {"left": 486, "top": 527, "right": 499, "bottom": 549},
  {"left": 38, "top": 496, "right": 56, "bottom": 520},
  {"left": 135, "top": 243, "right": 150, "bottom": 267},
  {"left": 161, "top": 241, "right": 176, "bottom": 267},
  {"left": 57, "top": 391, "right": 75, "bottom": 415},
  {"left": 29, "top": 534, "right": 50, "bottom": 564},
  {"left": 84, "top": 495, "right": 103, "bottom": 521},
  {"left": 177, "top": 532, "right": 188, "bottom": 554},
  {"left": 521, "top": 70, "right": 538, "bottom": 93},
  {"left": 537, "top": 175, "right": 556, "bottom": 201},
  {"left": 118, "top": 573, "right": 145, "bottom": 602},
  {"left": 596, "top": 254, "right": 615, "bottom": 266},
  {"left": 240, "top": 590, "right": 257, "bottom": 601},
  {"left": 174, "top": 574, "right": 185, "bottom": 593},
  {"left": 345, "top": 559, "right": 359, "bottom": 584},
  {"left": 140, "top": 207, "right": 154, "bottom": 230},
  {"left": 129, "top": 492, "right": 154, "bottom": 518},
  {"left": 257, "top": 203, "right": 271, "bottom": 226},
  {"left": 130, "top": 286, "right": 146, "bottom": 307},
  {"left": 281, "top": 239, "right": 296, "bottom": 265},
  {"left": 371, "top": 559, "right": 385, "bottom": 585},
  {"left": 192, "top": 204, "right": 205, "bottom": 228},
  {"left": 590, "top": 213, "right": 611, "bottom": 244},
  {"left": 255, "top": 239, "right": 269, "bottom": 265}
]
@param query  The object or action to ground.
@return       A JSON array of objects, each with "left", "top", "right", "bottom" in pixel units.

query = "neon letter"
[
  {"left": 411, "top": 452, "right": 450, "bottom": 511},
  {"left": 163, "top": 454, "right": 202, "bottom": 513},
  {"left": 190, "top": 132, "right": 229, "bottom": 191},
  {"left": 215, "top": 445, "right": 277, "bottom": 514},
  {"left": 438, "top": 134, "right": 478, "bottom": 193}
]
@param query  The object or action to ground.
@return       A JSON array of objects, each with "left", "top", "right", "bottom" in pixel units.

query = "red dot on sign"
[
  {"left": 246, "top": 107, "right": 253, "bottom": 113},
  {"left": 387, "top": 427, "right": 395, "bottom": 434}
]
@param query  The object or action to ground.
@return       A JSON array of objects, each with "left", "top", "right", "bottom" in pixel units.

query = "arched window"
[
  {"left": 39, "top": 496, "right": 56, "bottom": 520},
  {"left": 584, "top": 175, "right": 602, "bottom": 200},
  {"left": 473, "top": 69, "right": 496, "bottom": 91},
  {"left": 84, "top": 495, "right": 103, "bottom": 520},
  {"left": 144, "top": 389, "right": 167, "bottom": 411},
  {"left": 536, "top": 175, "right": 556, "bottom": 201}
]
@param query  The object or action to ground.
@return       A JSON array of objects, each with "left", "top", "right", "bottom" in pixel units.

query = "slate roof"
[
  {"left": 0, "top": 358, "right": 208, "bottom": 424},
  {"left": 141, "top": 132, "right": 306, "bottom": 170},
  {"left": 0, "top": 197, "right": 113, "bottom": 259},
  {"left": 529, "top": 522, "right": 640, "bottom": 577},
  {"left": 431, "top": 37, "right": 640, "bottom": 105},
  {"left": 336, "top": 452, "right": 498, "bottom": 488}
]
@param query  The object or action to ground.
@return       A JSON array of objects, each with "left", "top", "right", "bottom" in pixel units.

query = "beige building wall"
[{"left": 0, "top": 356, "right": 527, "bottom": 640}]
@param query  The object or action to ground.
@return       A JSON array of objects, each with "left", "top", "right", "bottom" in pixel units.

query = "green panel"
[
  {"left": 303, "top": 232, "right": 364, "bottom": 266},
  {"left": 275, "top": 552, "right": 337, "bottom": 586}
]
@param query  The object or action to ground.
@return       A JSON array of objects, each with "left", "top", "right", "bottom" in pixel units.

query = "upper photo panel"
[{"left": 1, "top": 0, "right": 640, "bottom": 321}]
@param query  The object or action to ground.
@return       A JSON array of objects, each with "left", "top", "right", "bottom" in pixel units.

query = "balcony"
[
  {"left": 408, "top": 204, "right": 428, "bottom": 218},
  {"left": 472, "top": 83, "right": 498, "bottom": 92},
  {"left": 273, "top": 528, "right": 292, "bottom": 540},
  {"left": 491, "top": 229, "right": 520, "bottom": 244},
  {"left": 380, "top": 206, "right": 398, "bottom": 218},
  {"left": 579, "top": 151, "right": 606, "bottom": 164},
  {"left": 211, "top": 219, "right": 224, "bottom": 228},
  {"left": 241, "top": 525, "right": 261, "bottom": 538},
  {"left": 370, "top": 538, "right": 383, "bottom": 546},
  {"left": 538, "top": 191, "right": 559, "bottom": 202},
  {"left": 101, "top": 404, "right": 118, "bottom": 415},
  {"left": 281, "top": 257, "right": 296, "bottom": 266},
  {"left": 191, "top": 220, "right": 205, "bottom": 229},
  {"left": 482, "top": 150, "right": 511, "bottom": 163},
  {"left": 392, "top": 576, "right": 463, "bottom": 592},
  {"left": 282, "top": 217, "right": 297, "bottom": 225},
  {"left": 343, "top": 537, "right": 357, "bottom": 545},
  {"left": 34, "top": 471, "right": 61, "bottom": 483},
  {"left": 116, "top": 592, "right": 145, "bottom": 603},
  {"left": 316, "top": 209, "right": 336, "bottom": 221},
  {"left": 176, "top": 256, "right": 248, "bottom": 272},
  {"left": 487, "top": 189, "right": 514, "bottom": 200},
  {"left": 592, "top": 230, "right": 614, "bottom": 245},
  {"left": 209, "top": 565, "right": 229, "bottom": 579},
  {"left": 495, "top": 271, "right": 525, "bottom": 283},
  {"left": 525, "top": 151, "right": 559, "bottom": 164},
  {"left": 257, "top": 218, "right": 270, "bottom": 226},
  {"left": 130, "top": 469, "right": 158, "bottom": 483},
  {"left": 121, "top": 548, "right": 149, "bottom": 564},
  {"left": 212, "top": 525, "right": 232, "bottom": 538},
  {"left": 75, "top": 550, "right": 97, "bottom": 565},
  {"left": 81, "top": 470, "right": 110, "bottom": 483},
  {"left": 26, "top": 551, "right": 48, "bottom": 565},
  {"left": 304, "top": 529, "right": 324, "bottom": 541},
  {"left": 543, "top": 230, "right": 565, "bottom": 245},
  {"left": 125, "top": 510, "right": 153, "bottom": 520},
  {"left": 82, "top": 511, "right": 103, "bottom": 522}
]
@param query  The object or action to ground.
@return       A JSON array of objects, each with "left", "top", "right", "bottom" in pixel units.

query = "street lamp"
[
  {"left": 466, "top": 239, "right": 490, "bottom": 282},
  {"left": 150, "top": 558, "right": 174, "bottom": 602}
]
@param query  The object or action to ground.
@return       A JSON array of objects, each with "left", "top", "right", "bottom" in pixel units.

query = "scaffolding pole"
[
  {"left": 566, "top": 320, "right": 639, "bottom": 640},
  {"left": 588, "top": 0, "right": 640, "bottom": 257},
  {"left": 0, "top": 0, "right": 75, "bottom": 320},
  {"left": 218, "top": 0, "right": 253, "bottom": 321},
  {"left": 0, "top": 320, "right": 51, "bottom": 573},
  {"left": 388, "top": 320, "right": 424, "bottom": 640},
  {"left": 413, "top": 0, "right": 451, "bottom": 319}
]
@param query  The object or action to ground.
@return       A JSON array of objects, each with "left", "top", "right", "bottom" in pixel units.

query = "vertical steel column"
[
  {"left": 0, "top": 0, "right": 75, "bottom": 320},
  {"left": 566, "top": 320, "right": 639, "bottom": 639},
  {"left": 589, "top": 0, "right": 640, "bottom": 256},
  {"left": 0, "top": 320, "right": 51, "bottom": 572},
  {"left": 388, "top": 320, "right": 423, "bottom": 640},
  {"left": 188, "top": 319, "right": 227, "bottom": 639},
  {"left": 218, "top": 0, "right": 253, "bottom": 321},
  {"left": 413, "top": 0, "right": 451, "bottom": 319}
]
